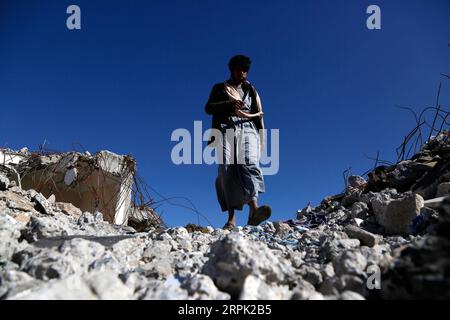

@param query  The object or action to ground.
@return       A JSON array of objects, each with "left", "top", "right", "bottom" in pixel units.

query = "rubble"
[
  {"left": 202, "top": 233, "right": 295, "bottom": 297},
  {"left": 372, "top": 191, "right": 424, "bottom": 234},
  {"left": 0, "top": 149, "right": 137, "bottom": 225},
  {"left": 1, "top": 131, "right": 450, "bottom": 300},
  {"left": 0, "top": 175, "right": 9, "bottom": 191},
  {"left": 344, "top": 225, "right": 380, "bottom": 247}
]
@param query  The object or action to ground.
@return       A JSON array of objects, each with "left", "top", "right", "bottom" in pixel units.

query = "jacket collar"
[{"left": 226, "top": 78, "right": 251, "bottom": 90}]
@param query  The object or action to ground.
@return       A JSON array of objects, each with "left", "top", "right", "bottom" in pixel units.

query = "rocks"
[
  {"left": 333, "top": 250, "right": 367, "bottom": 277},
  {"left": 381, "top": 196, "right": 450, "bottom": 300},
  {"left": 297, "top": 264, "right": 323, "bottom": 286},
  {"left": 344, "top": 225, "right": 380, "bottom": 247},
  {"left": 185, "top": 224, "right": 211, "bottom": 234},
  {"left": 273, "top": 221, "right": 292, "bottom": 238},
  {"left": 372, "top": 191, "right": 424, "bottom": 234},
  {"left": 128, "top": 207, "right": 163, "bottom": 232},
  {"left": 181, "top": 274, "right": 230, "bottom": 300},
  {"left": 12, "top": 238, "right": 106, "bottom": 280},
  {"left": 320, "top": 238, "right": 361, "bottom": 261},
  {"left": 143, "top": 240, "right": 172, "bottom": 261},
  {"left": 141, "top": 276, "right": 190, "bottom": 300},
  {"left": 348, "top": 175, "right": 367, "bottom": 188},
  {"left": 239, "top": 275, "right": 291, "bottom": 300},
  {"left": 382, "top": 236, "right": 450, "bottom": 299},
  {"left": 110, "top": 237, "right": 146, "bottom": 270},
  {"left": 0, "top": 269, "right": 43, "bottom": 299},
  {"left": 83, "top": 271, "right": 133, "bottom": 299},
  {"left": 319, "top": 274, "right": 367, "bottom": 296},
  {"left": 0, "top": 190, "right": 36, "bottom": 212},
  {"left": 8, "top": 274, "right": 97, "bottom": 300},
  {"left": 338, "top": 291, "right": 365, "bottom": 300},
  {"left": 0, "top": 175, "right": 9, "bottom": 191},
  {"left": 341, "top": 176, "right": 368, "bottom": 207},
  {"left": 55, "top": 202, "right": 82, "bottom": 218},
  {"left": 21, "top": 215, "right": 74, "bottom": 242},
  {"left": 202, "top": 233, "right": 295, "bottom": 297},
  {"left": 32, "top": 193, "right": 53, "bottom": 216},
  {"left": 8, "top": 271, "right": 132, "bottom": 300},
  {"left": 0, "top": 211, "right": 22, "bottom": 261},
  {"left": 47, "top": 194, "right": 56, "bottom": 204},
  {"left": 288, "top": 251, "right": 304, "bottom": 268},
  {"left": 290, "top": 278, "right": 323, "bottom": 300},
  {"left": 260, "top": 221, "right": 276, "bottom": 234},
  {"left": 1, "top": 134, "right": 450, "bottom": 300},
  {"left": 167, "top": 227, "right": 190, "bottom": 241},
  {"left": 297, "top": 203, "right": 313, "bottom": 219},
  {"left": 351, "top": 202, "right": 369, "bottom": 219},
  {"left": 436, "top": 182, "right": 450, "bottom": 197}
]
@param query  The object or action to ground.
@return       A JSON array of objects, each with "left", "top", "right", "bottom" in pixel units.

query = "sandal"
[
  {"left": 223, "top": 221, "right": 236, "bottom": 231},
  {"left": 247, "top": 205, "right": 272, "bottom": 226}
]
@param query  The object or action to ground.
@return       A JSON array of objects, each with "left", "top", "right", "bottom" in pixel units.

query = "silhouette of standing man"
[{"left": 205, "top": 55, "right": 271, "bottom": 230}]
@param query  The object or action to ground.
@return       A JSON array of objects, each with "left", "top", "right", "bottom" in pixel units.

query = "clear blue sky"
[{"left": 1, "top": 0, "right": 449, "bottom": 227}]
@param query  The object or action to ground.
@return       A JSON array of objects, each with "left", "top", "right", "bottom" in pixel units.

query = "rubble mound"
[{"left": 1, "top": 132, "right": 450, "bottom": 300}]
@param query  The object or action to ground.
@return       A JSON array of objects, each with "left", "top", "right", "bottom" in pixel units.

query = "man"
[{"left": 205, "top": 55, "right": 271, "bottom": 230}]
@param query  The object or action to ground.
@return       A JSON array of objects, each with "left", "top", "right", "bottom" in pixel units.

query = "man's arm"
[{"left": 205, "top": 83, "right": 235, "bottom": 115}]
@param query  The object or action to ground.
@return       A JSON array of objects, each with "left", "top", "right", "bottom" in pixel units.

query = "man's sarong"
[{"left": 215, "top": 83, "right": 265, "bottom": 212}]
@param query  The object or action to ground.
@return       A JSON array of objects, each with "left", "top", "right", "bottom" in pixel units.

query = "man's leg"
[
  {"left": 222, "top": 208, "right": 236, "bottom": 230},
  {"left": 227, "top": 208, "right": 236, "bottom": 225}
]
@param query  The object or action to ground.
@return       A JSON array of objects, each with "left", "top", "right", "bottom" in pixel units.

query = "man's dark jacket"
[{"left": 204, "top": 80, "right": 264, "bottom": 146}]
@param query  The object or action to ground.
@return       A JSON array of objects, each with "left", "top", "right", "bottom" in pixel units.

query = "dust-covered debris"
[{"left": 1, "top": 132, "right": 450, "bottom": 299}]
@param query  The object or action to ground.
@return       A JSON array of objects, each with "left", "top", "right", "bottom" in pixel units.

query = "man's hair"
[{"left": 228, "top": 55, "right": 251, "bottom": 72}]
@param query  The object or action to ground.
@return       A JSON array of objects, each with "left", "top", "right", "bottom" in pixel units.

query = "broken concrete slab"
[
  {"left": 372, "top": 191, "right": 424, "bottom": 235},
  {"left": 0, "top": 190, "right": 36, "bottom": 213},
  {"left": 344, "top": 225, "right": 380, "bottom": 247},
  {"left": 32, "top": 193, "right": 53, "bottom": 216}
]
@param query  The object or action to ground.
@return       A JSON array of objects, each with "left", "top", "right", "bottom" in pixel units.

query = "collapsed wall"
[{"left": 0, "top": 148, "right": 135, "bottom": 225}]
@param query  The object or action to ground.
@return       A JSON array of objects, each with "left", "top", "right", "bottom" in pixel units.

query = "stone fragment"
[
  {"left": 351, "top": 202, "right": 369, "bottom": 219},
  {"left": 32, "top": 193, "right": 53, "bottom": 215},
  {"left": 344, "top": 225, "right": 380, "bottom": 247}
]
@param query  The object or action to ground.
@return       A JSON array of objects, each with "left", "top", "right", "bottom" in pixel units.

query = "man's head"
[{"left": 228, "top": 55, "right": 251, "bottom": 82}]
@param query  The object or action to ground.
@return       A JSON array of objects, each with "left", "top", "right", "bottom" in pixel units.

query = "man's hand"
[
  {"left": 232, "top": 100, "right": 244, "bottom": 110},
  {"left": 235, "top": 109, "right": 264, "bottom": 119}
]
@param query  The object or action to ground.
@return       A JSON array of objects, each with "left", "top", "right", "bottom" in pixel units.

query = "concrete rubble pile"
[
  {"left": 0, "top": 148, "right": 161, "bottom": 228},
  {"left": 1, "top": 132, "right": 450, "bottom": 300}
]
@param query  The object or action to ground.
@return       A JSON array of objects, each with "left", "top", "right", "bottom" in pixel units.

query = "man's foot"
[
  {"left": 223, "top": 221, "right": 236, "bottom": 231},
  {"left": 247, "top": 205, "right": 272, "bottom": 226}
]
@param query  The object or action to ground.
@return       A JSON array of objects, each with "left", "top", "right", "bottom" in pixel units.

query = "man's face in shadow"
[{"left": 231, "top": 67, "right": 248, "bottom": 82}]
